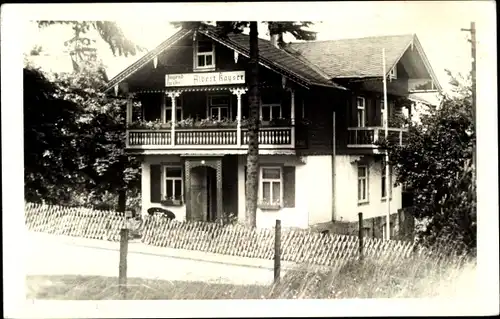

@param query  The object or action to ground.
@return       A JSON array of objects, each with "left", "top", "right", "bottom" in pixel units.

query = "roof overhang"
[
  {"left": 103, "top": 26, "right": 347, "bottom": 94},
  {"left": 400, "top": 35, "right": 442, "bottom": 92},
  {"left": 199, "top": 28, "right": 347, "bottom": 90},
  {"left": 103, "top": 28, "right": 192, "bottom": 93}
]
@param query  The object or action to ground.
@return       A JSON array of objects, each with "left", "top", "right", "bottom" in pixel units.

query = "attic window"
[
  {"left": 389, "top": 67, "right": 397, "bottom": 80},
  {"left": 195, "top": 40, "right": 215, "bottom": 70}
]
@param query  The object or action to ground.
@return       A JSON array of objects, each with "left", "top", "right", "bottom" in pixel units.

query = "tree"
[
  {"left": 24, "top": 66, "right": 85, "bottom": 203},
  {"left": 24, "top": 61, "right": 141, "bottom": 211},
  {"left": 382, "top": 71, "right": 476, "bottom": 254},
  {"left": 32, "top": 21, "right": 145, "bottom": 212},
  {"left": 37, "top": 21, "right": 143, "bottom": 57}
]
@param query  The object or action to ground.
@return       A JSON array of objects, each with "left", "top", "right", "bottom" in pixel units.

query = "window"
[
  {"left": 195, "top": 40, "right": 215, "bottom": 70},
  {"left": 389, "top": 67, "right": 397, "bottom": 79},
  {"left": 260, "top": 167, "right": 283, "bottom": 206},
  {"left": 357, "top": 97, "right": 366, "bottom": 127},
  {"left": 381, "top": 162, "right": 393, "bottom": 200},
  {"left": 357, "top": 165, "right": 368, "bottom": 203},
  {"left": 209, "top": 95, "right": 230, "bottom": 120},
  {"left": 163, "top": 166, "right": 183, "bottom": 201},
  {"left": 165, "top": 96, "right": 183, "bottom": 122},
  {"left": 261, "top": 104, "right": 282, "bottom": 121},
  {"left": 261, "top": 93, "right": 282, "bottom": 121}
]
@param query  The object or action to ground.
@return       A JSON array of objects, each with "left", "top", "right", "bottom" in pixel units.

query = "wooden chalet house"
[{"left": 104, "top": 25, "right": 441, "bottom": 229}]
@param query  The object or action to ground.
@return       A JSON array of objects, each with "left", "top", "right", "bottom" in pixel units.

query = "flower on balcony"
[
  {"left": 240, "top": 117, "right": 249, "bottom": 128},
  {"left": 128, "top": 119, "right": 172, "bottom": 130},
  {"left": 176, "top": 117, "right": 195, "bottom": 128},
  {"left": 176, "top": 117, "right": 238, "bottom": 128}
]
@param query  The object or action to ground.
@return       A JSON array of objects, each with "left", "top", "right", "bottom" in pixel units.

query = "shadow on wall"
[{"left": 312, "top": 209, "right": 415, "bottom": 241}]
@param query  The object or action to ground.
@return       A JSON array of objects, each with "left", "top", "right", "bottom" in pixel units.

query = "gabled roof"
[
  {"left": 287, "top": 34, "right": 414, "bottom": 78},
  {"left": 286, "top": 34, "right": 442, "bottom": 91},
  {"left": 104, "top": 26, "right": 441, "bottom": 94},
  {"left": 103, "top": 28, "right": 192, "bottom": 93},
  {"left": 103, "top": 26, "right": 346, "bottom": 93}
]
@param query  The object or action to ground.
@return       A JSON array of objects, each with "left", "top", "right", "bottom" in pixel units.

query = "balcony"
[
  {"left": 347, "top": 127, "right": 408, "bottom": 149},
  {"left": 126, "top": 126, "right": 296, "bottom": 150}
]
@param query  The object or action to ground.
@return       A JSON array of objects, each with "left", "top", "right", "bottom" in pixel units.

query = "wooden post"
[
  {"left": 274, "top": 219, "right": 281, "bottom": 284},
  {"left": 230, "top": 87, "right": 247, "bottom": 147},
  {"left": 167, "top": 91, "right": 181, "bottom": 146},
  {"left": 358, "top": 212, "right": 363, "bottom": 261},
  {"left": 119, "top": 228, "right": 129, "bottom": 299}
]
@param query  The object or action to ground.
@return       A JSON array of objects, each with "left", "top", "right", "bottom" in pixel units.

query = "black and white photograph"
[{"left": 2, "top": 1, "right": 498, "bottom": 318}]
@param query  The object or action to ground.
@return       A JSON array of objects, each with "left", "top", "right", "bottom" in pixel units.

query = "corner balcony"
[{"left": 347, "top": 127, "right": 408, "bottom": 149}]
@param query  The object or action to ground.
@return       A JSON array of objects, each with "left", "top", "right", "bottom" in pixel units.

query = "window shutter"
[
  {"left": 365, "top": 98, "right": 372, "bottom": 126},
  {"left": 150, "top": 164, "right": 162, "bottom": 203},
  {"left": 374, "top": 99, "right": 382, "bottom": 126},
  {"left": 283, "top": 166, "right": 296, "bottom": 207},
  {"left": 351, "top": 95, "right": 358, "bottom": 127}
]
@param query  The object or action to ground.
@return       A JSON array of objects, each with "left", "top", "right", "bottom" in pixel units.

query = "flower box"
[
  {"left": 161, "top": 199, "right": 183, "bottom": 206},
  {"left": 257, "top": 203, "right": 281, "bottom": 211}
]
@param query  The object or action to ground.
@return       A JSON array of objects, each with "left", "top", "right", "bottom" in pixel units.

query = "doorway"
[{"left": 190, "top": 166, "right": 217, "bottom": 222}]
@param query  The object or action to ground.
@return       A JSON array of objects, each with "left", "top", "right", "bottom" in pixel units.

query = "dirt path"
[{"left": 25, "top": 231, "right": 276, "bottom": 286}]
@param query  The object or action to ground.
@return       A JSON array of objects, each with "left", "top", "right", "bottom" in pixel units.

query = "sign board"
[{"left": 165, "top": 71, "right": 245, "bottom": 87}]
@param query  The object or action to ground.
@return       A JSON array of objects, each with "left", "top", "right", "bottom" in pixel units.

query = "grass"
[
  {"left": 26, "top": 275, "right": 269, "bottom": 300},
  {"left": 27, "top": 254, "right": 476, "bottom": 300}
]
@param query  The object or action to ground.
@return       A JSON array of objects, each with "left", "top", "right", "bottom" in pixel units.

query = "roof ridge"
[{"left": 290, "top": 33, "right": 415, "bottom": 45}]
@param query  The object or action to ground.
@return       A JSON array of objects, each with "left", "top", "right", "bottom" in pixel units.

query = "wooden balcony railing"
[
  {"left": 347, "top": 127, "right": 407, "bottom": 148},
  {"left": 241, "top": 127, "right": 292, "bottom": 145},
  {"left": 176, "top": 128, "right": 238, "bottom": 145},
  {"left": 128, "top": 130, "right": 172, "bottom": 146},
  {"left": 126, "top": 126, "right": 295, "bottom": 150}
]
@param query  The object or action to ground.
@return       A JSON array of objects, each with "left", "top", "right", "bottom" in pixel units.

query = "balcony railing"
[
  {"left": 126, "top": 126, "right": 295, "bottom": 150},
  {"left": 347, "top": 127, "right": 407, "bottom": 148}
]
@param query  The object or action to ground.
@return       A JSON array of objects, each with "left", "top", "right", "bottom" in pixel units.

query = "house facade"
[{"left": 104, "top": 25, "right": 440, "bottom": 230}]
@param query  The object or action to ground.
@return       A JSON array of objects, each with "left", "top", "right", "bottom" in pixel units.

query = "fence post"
[
  {"left": 358, "top": 212, "right": 363, "bottom": 262},
  {"left": 274, "top": 219, "right": 281, "bottom": 284},
  {"left": 118, "top": 212, "right": 131, "bottom": 299}
]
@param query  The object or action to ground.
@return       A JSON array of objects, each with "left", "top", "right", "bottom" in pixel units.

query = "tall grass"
[
  {"left": 270, "top": 252, "right": 476, "bottom": 299},
  {"left": 28, "top": 252, "right": 476, "bottom": 300}
]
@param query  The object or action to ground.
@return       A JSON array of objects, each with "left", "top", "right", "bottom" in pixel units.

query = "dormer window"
[{"left": 195, "top": 40, "right": 215, "bottom": 70}]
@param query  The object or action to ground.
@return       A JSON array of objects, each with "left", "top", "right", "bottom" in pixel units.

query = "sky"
[{"left": 21, "top": 1, "right": 495, "bottom": 94}]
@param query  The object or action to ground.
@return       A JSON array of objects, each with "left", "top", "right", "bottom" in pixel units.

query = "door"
[
  {"left": 190, "top": 166, "right": 208, "bottom": 221},
  {"left": 190, "top": 166, "right": 217, "bottom": 222}
]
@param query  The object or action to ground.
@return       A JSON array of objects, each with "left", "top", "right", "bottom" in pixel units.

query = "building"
[{"left": 103, "top": 25, "right": 441, "bottom": 231}]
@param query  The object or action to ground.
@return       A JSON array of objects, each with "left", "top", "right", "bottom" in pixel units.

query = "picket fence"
[
  {"left": 25, "top": 202, "right": 127, "bottom": 241},
  {"left": 26, "top": 203, "right": 420, "bottom": 268}
]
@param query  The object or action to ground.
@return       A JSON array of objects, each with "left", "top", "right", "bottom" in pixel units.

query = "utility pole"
[
  {"left": 461, "top": 22, "right": 476, "bottom": 192},
  {"left": 382, "top": 48, "right": 391, "bottom": 241}
]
